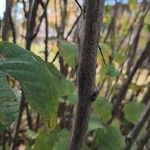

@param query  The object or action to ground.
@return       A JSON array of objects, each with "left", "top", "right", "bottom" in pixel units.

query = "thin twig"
[
  {"left": 26, "top": 0, "right": 40, "bottom": 49},
  {"left": 65, "top": 13, "right": 82, "bottom": 40},
  {"left": 54, "top": 0, "right": 58, "bottom": 30},
  {"left": 98, "top": 45, "right": 107, "bottom": 67},
  {"left": 75, "top": 0, "right": 82, "bottom": 12},
  {"left": 116, "top": 0, "right": 149, "bottom": 51},
  {"left": 32, "top": 0, "right": 50, "bottom": 40},
  {"left": 44, "top": 9, "right": 49, "bottom": 62},
  {"left": 26, "top": 103, "right": 33, "bottom": 130},
  {"left": 124, "top": 100, "right": 150, "bottom": 150},
  {"left": 10, "top": 92, "right": 25, "bottom": 150},
  {"left": 35, "top": 113, "right": 40, "bottom": 132},
  {"left": 22, "top": 0, "right": 28, "bottom": 18},
  {"left": 9, "top": 13, "right": 16, "bottom": 43},
  {"left": 2, "top": 131, "right": 6, "bottom": 150},
  {"left": 137, "top": 120, "right": 150, "bottom": 150},
  {"left": 111, "top": 39, "right": 150, "bottom": 121},
  {"left": 51, "top": 51, "right": 59, "bottom": 64}
]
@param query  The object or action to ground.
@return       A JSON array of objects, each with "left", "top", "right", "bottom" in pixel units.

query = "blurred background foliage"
[{"left": 0, "top": 0, "right": 150, "bottom": 149}]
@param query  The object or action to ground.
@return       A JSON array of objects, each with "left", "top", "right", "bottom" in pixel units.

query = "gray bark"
[{"left": 69, "top": 1, "right": 104, "bottom": 150}]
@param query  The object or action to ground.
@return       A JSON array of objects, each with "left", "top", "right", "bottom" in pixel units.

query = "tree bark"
[
  {"left": 26, "top": 0, "right": 40, "bottom": 49},
  {"left": 2, "top": 0, "right": 14, "bottom": 41},
  {"left": 69, "top": 1, "right": 104, "bottom": 150}
]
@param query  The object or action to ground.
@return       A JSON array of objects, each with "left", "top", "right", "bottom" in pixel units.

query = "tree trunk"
[
  {"left": 2, "top": 0, "right": 13, "bottom": 41},
  {"left": 69, "top": 1, "right": 104, "bottom": 150}
]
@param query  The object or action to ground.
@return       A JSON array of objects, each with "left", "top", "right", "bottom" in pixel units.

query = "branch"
[
  {"left": 54, "top": 0, "right": 58, "bottom": 30},
  {"left": 116, "top": 0, "right": 150, "bottom": 51},
  {"left": 2, "top": 0, "right": 13, "bottom": 41},
  {"left": 103, "top": 1, "right": 118, "bottom": 43},
  {"left": 51, "top": 51, "right": 59, "bottom": 63},
  {"left": 58, "top": 0, "right": 68, "bottom": 38},
  {"left": 143, "top": 83, "right": 150, "bottom": 104},
  {"left": 9, "top": 13, "right": 16, "bottom": 43},
  {"left": 10, "top": 92, "right": 26, "bottom": 150},
  {"left": 26, "top": 0, "right": 41, "bottom": 49},
  {"left": 65, "top": 13, "right": 81, "bottom": 40},
  {"left": 124, "top": 100, "right": 150, "bottom": 150},
  {"left": 98, "top": 45, "right": 107, "bottom": 67},
  {"left": 75, "top": 0, "right": 82, "bottom": 12},
  {"left": 44, "top": 10, "right": 49, "bottom": 62},
  {"left": 111, "top": 38, "right": 150, "bottom": 120},
  {"left": 69, "top": 1, "right": 104, "bottom": 150},
  {"left": 137, "top": 120, "right": 150, "bottom": 150},
  {"left": 22, "top": 0, "right": 28, "bottom": 18},
  {"left": 31, "top": 0, "right": 50, "bottom": 40},
  {"left": 126, "top": 23, "right": 143, "bottom": 74}
]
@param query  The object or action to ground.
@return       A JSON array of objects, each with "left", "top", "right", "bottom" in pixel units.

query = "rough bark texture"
[{"left": 69, "top": 1, "right": 104, "bottom": 150}]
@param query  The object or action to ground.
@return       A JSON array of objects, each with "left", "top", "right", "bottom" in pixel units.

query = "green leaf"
[
  {"left": 105, "top": 65, "right": 120, "bottom": 78},
  {"left": 88, "top": 115, "right": 105, "bottom": 132},
  {"left": 34, "top": 131, "right": 57, "bottom": 150},
  {"left": 34, "top": 128, "right": 70, "bottom": 150},
  {"left": 93, "top": 97, "right": 112, "bottom": 122},
  {"left": 128, "top": 0, "right": 136, "bottom": 5},
  {"left": 0, "top": 144, "right": 9, "bottom": 150},
  {"left": 112, "top": 51, "right": 124, "bottom": 64},
  {"left": 147, "top": 24, "right": 150, "bottom": 32},
  {"left": 128, "top": 0, "right": 136, "bottom": 9},
  {"left": 47, "top": 63, "right": 75, "bottom": 98},
  {"left": 105, "top": 5, "right": 111, "bottom": 14},
  {"left": 0, "top": 70, "right": 19, "bottom": 133},
  {"left": 24, "top": 129, "right": 38, "bottom": 140},
  {"left": 0, "top": 100, "right": 20, "bottom": 133},
  {"left": 96, "top": 126, "right": 125, "bottom": 150},
  {"left": 0, "top": 42, "right": 59, "bottom": 129},
  {"left": 111, "top": 119, "right": 120, "bottom": 129},
  {"left": 47, "top": 63, "right": 62, "bottom": 79},
  {"left": 53, "top": 129, "right": 70, "bottom": 150},
  {"left": 59, "top": 79, "right": 75, "bottom": 97},
  {"left": 0, "top": 71, "right": 16, "bottom": 102},
  {"left": 67, "top": 91, "right": 77, "bottom": 105},
  {"left": 123, "top": 101, "right": 144, "bottom": 124},
  {"left": 59, "top": 40, "right": 77, "bottom": 68}
]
